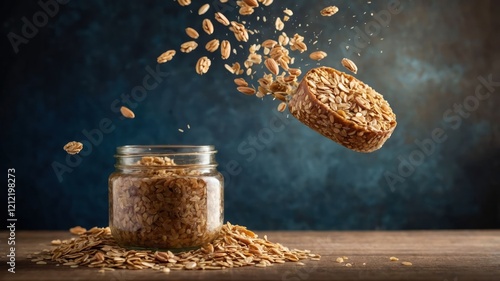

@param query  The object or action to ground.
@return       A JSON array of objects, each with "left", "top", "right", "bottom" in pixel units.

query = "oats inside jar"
[{"left": 109, "top": 146, "right": 224, "bottom": 251}]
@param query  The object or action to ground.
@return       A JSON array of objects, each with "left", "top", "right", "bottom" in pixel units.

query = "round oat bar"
[{"left": 289, "top": 67, "right": 397, "bottom": 152}]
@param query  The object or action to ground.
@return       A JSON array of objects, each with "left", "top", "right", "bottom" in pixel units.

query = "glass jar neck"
[{"left": 114, "top": 145, "right": 218, "bottom": 171}]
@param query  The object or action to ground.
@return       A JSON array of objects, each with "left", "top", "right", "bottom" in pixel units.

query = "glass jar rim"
[
  {"left": 116, "top": 145, "right": 216, "bottom": 156},
  {"left": 114, "top": 145, "right": 218, "bottom": 169}
]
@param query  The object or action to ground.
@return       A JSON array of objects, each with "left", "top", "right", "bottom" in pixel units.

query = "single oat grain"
[
  {"left": 198, "top": 4, "right": 210, "bottom": 15},
  {"left": 320, "top": 6, "right": 339, "bottom": 16},
  {"left": 341, "top": 58, "right": 358, "bottom": 74},
  {"left": 63, "top": 141, "right": 83, "bottom": 155},
  {"left": 119, "top": 106, "right": 135, "bottom": 119}
]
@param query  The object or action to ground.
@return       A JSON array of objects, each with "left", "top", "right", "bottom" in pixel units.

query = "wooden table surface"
[{"left": 1, "top": 230, "right": 499, "bottom": 281}]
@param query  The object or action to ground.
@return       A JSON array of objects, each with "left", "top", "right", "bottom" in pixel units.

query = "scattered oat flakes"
[
  {"left": 275, "top": 17, "right": 284, "bottom": 31},
  {"left": 390, "top": 256, "right": 399, "bottom": 261},
  {"left": 229, "top": 21, "right": 249, "bottom": 42},
  {"left": 178, "top": 128, "right": 184, "bottom": 133},
  {"left": 153, "top": 0, "right": 394, "bottom": 153},
  {"left": 336, "top": 257, "right": 344, "bottom": 263},
  {"left": 401, "top": 261, "right": 413, "bottom": 266},
  {"left": 177, "top": 0, "right": 191, "bottom": 6},
  {"left": 341, "top": 58, "right": 358, "bottom": 74},
  {"left": 198, "top": 3, "right": 210, "bottom": 15},
  {"left": 290, "top": 33, "right": 307, "bottom": 53},
  {"left": 237, "top": 86, "right": 256, "bottom": 95},
  {"left": 234, "top": 78, "right": 249, "bottom": 87},
  {"left": 279, "top": 33, "right": 289, "bottom": 46},
  {"left": 264, "top": 58, "right": 279, "bottom": 75},
  {"left": 31, "top": 223, "right": 318, "bottom": 271},
  {"left": 243, "top": 0, "right": 258, "bottom": 7},
  {"left": 277, "top": 102, "right": 287, "bottom": 112},
  {"left": 205, "top": 39, "right": 220, "bottom": 52},
  {"left": 180, "top": 41, "right": 198, "bottom": 53},
  {"left": 288, "top": 68, "right": 301, "bottom": 76},
  {"left": 196, "top": 56, "right": 211, "bottom": 75},
  {"left": 239, "top": 5, "right": 255, "bottom": 16},
  {"left": 63, "top": 141, "right": 83, "bottom": 155},
  {"left": 120, "top": 106, "right": 135, "bottom": 119},
  {"left": 214, "top": 12, "right": 230, "bottom": 26},
  {"left": 51, "top": 239, "right": 62, "bottom": 246},
  {"left": 202, "top": 18, "right": 214, "bottom": 35},
  {"left": 185, "top": 261, "right": 197, "bottom": 269},
  {"left": 262, "top": 39, "right": 277, "bottom": 48},
  {"left": 260, "top": 0, "right": 273, "bottom": 6},
  {"left": 345, "top": 263, "right": 352, "bottom": 267},
  {"left": 157, "top": 50, "right": 176, "bottom": 63},
  {"left": 225, "top": 62, "right": 243, "bottom": 75},
  {"left": 221, "top": 40, "right": 231, "bottom": 59},
  {"left": 69, "top": 226, "right": 87, "bottom": 235},
  {"left": 310, "top": 51, "right": 327, "bottom": 61},
  {"left": 320, "top": 6, "right": 339, "bottom": 16},
  {"left": 185, "top": 27, "right": 199, "bottom": 39}
]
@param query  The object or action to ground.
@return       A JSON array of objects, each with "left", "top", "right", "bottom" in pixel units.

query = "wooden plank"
[{"left": 1, "top": 230, "right": 499, "bottom": 280}]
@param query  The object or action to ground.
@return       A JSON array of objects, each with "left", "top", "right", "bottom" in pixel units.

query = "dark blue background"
[{"left": 1, "top": 0, "right": 499, "bottom": 230}]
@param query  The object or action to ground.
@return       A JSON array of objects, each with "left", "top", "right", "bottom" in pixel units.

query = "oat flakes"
[
  {"left": 185, "top": 27, "right": 199, "bottom": 39},
  {"left": 63, "top": 141, "right": 83, "bottom": 155},
  {"left": 202, "top": 19, "right": 214, "bottom": 35},
  {"left": 310, "top": 51, "right": 327, "bottom": 61},
  {"left": 275, "top": 17, "right": 284, "bottom": 31},
  {"left": 214, "top": 12, "right": 230, "bottom": 26},
  {"left": 177, "top": 0, "right": 191, "bottom": 7},
  {"left": 157, "top": 50, "right": 176, "bottom": 63},
  {"left": 198, "top": 3, "right": 210, "bottom": 15},
  {"left": 31, "top": 222, "right": 319, "bottom": 271},
  {"left": 320, "top": 6, "right": 339, "bottom": 16},
  {"left": 288, "top": 67, "right": 397, "bottom": 152},
  {"left": 205, "top": 39, "right": 220, "bottom": 53},
  {"left": 120, "top": 106, "right": 135, "bottom": 119},
  {"left": 196, "top": 56, "right": 211, "bottom": 75},
  {"left": 221, "top": 40, "right": 231, "bottom": 60},
  {"left": 341, "top": 58, "right": 358, "bottom": 74},
  {"left": 180, "top": 41, "right": 198, "bottom": 53}
]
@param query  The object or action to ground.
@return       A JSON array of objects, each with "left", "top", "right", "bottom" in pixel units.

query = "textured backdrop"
[{"left": 1, "top": 0, "right": 499, "bottom": 230}]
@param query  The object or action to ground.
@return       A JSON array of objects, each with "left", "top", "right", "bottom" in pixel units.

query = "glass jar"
[{"left": 108, "top": 145, "right": 224, "bottom": 251}]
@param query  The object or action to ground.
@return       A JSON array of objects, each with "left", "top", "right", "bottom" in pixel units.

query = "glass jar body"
[{"left": 108, "top": 146, "right": 224, "bottom": 251}]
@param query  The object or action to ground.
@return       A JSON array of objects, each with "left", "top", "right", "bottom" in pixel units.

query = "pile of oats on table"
[{"left": 31, "top": 223, "right": 320, "bottom": 272}]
